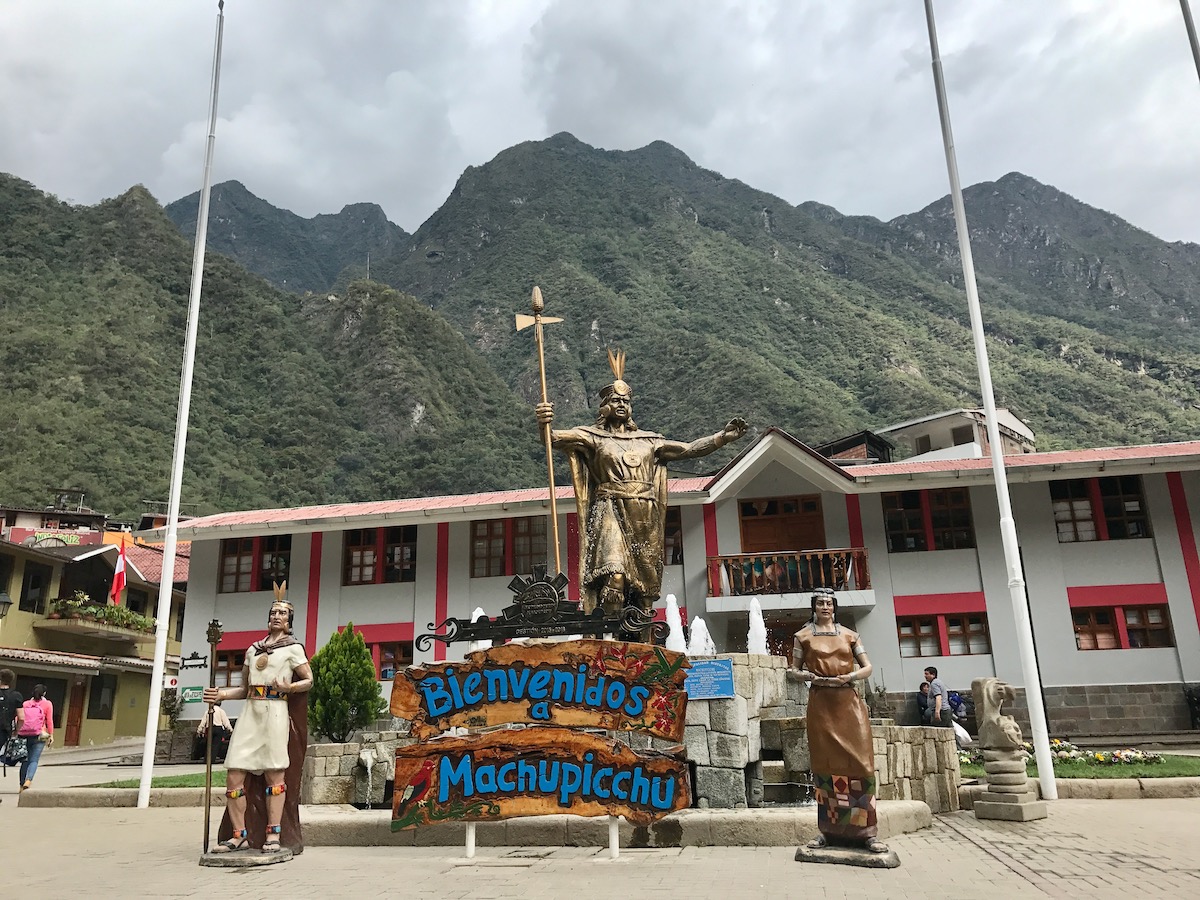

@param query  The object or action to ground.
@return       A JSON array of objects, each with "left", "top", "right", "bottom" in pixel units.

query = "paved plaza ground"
[{"left": 4, "top": 753, "right": 1199, "bottom": 898}]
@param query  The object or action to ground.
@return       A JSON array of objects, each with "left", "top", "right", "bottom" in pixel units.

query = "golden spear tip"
[{"left": 531, "top": 285, "right": 544, "bottom": 314}]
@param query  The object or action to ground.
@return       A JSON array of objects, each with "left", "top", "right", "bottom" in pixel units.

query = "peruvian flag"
[{"left": 110, "top": 543, "right": 128, "bottom": 604}]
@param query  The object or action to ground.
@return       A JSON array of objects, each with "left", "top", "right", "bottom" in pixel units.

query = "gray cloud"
[{"left": 1, "top": 0, "right": 1197, "bottom": 242}]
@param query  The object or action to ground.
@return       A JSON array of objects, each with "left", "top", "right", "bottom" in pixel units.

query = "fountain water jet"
[
  {"left": 748, "top": 597, "right": 768, "bottom": 656},
  {"left": 664, "top": 594, "right": 686, "bottom": 653},
  {"left": 686, "top": 616, "right": 715, "bottom": 656}
]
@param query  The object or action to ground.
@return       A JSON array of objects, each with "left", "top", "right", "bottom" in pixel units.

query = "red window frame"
[
  {"left": 342, "top": 526, "right": 418, "bottom": 586},
  {"left": 894, "top": 592, "right": 990, "bottom": 657},
  {"left": 1050, "top": 476, "right": 1151, "bottom": 543},
  {"left": 883, "top": 489, "right": 976, "bottom": 553},
  {"left": 470, "top": 516, "right": 548, "bottom": 578},
  {"left": 214, "top": 650, "right": 245, "bottom": 687},
  {"left": 219, "top": 535, "right": 292, "bottom": 593},
  {"left": 1067, "top": 584, "right": 1174, "bottom": 650}
]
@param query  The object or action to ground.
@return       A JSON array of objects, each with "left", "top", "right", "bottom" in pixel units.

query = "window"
[
  {"left": 87, "top": 673, "right": 117, "bottom": 720},
  {"left": 883, "top": 489, "right": 975, "bottom": 552},
  {"left": 343, "top": 526, "right": 417, "bottom": 586},
  {"left": 375, "top": 642, "right": 414, "bottom": 680},
  {"left": 0, "top": 553, "right": 14, "bottom": 595},
  {"left": 1050, "top": 476, "right": 1150, "bottom": 543},
  {"left": 19, "top": 561, "right": 53, "bottom": 614},
  {"left": 951, "top": 424, "right": 974, "bottom": 446},
  {"left": 898, "top": 613, "right": 991, "bottom": 657},
  {"left": 214, "top": 651, "right": 245, "bottom": 687},
  {"left": 219, "top": 535, "right": 292, "bottom": 593},
  {"left": 1073, "top": 604, "right": 1173, "bottom": 650},
  {"left": 1124, "top": 606, "right": 1172, "bottom": 648},
  {"left": 1072, "top": 608, "right": 1119, "bottom": 650},
  {"left": 173, "top": 599, "right": 185, "bottom": 642},
  {"left": 664, "top": 507, "right": 683, "bottom": 566},
  {"left": 914, "top": 435, "right": 932, "bottom": 455},
  {"left": 126, "top": 588, "right": 150, "bottom": 616},
  {"left": 1051, "top": 480, "right": 1096, "bottom": 542},
  {"left": 946, "top": 614, "right": 991, "bottom": 655},
  {"left": 470, "top": 517, "right": 547, "bottom": 578},
  {"left": 897, "top": 617, "right": 938, "bottom": 657}
]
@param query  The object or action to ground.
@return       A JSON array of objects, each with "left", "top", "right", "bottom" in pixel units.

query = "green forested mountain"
[
  {"left": 371, "top": 133, "right": 1200, "bottom": 456},
  {"left": 0, "top": 175, "right": 541, "bottom": 519},
  {"left": 166, "top": 180, "right": 409, "bottom": 293},
  {"left": 4, "top": 132, "right": 1200, "bottom": 519}
]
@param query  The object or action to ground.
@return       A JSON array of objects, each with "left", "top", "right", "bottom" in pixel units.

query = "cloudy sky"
[{"left": 3, "top": 1, "right": 1199, "bottom": 242}]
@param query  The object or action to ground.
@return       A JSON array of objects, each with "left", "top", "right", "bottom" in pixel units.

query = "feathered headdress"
[{"left": 598, "top": 347, "right": 632, "bottom": 402}]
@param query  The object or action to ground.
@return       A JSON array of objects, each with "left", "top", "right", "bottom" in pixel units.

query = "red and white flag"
[{"left": 110, "top": 542, "right": 128, "bottom": 604}]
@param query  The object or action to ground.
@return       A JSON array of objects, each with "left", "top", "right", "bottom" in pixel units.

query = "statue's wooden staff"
[
  {"left": 516, "top": 286, "right": 564, "bottom": 575},
  {"left": 201, "top": 618, "right": 223, "bottom": 854}
]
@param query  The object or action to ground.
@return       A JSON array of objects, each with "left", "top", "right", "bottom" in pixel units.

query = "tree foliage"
[{"left": 307, "top": 623, "right": 386, "bottom": 743}]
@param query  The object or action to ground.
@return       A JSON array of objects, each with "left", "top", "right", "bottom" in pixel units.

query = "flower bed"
[{"left": 959, "top": 739, "right": 1164, "bottom": 768}]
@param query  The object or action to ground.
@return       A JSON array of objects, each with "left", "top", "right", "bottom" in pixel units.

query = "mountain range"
[{"left": 4, "top": 132, "right": 1200, "bottom": 519}]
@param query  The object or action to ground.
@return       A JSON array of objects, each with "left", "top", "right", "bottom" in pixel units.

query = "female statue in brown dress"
[{"left": 792, "top": 588, "right": 888, "bottom": 853}]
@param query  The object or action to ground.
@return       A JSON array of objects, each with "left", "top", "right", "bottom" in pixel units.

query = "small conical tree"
[{"left": 308, "top": 623, "right": 387, "bottom": 742}]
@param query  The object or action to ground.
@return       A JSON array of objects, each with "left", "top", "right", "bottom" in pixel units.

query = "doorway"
[
  {"left": 65, "top": 680, "right": 86, "bottom": 746},
  {"left": 739, "top": 495, "right": 826, "bottom": 553}
]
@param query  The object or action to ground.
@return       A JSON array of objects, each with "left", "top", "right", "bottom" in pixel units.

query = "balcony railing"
[{"left": 707, "top": 548, "right": 871, "bottom": 598}]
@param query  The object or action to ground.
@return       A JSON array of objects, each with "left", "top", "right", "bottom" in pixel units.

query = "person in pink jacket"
[{"left": 17, "top": 684, "right": 53, "bottom": 790}]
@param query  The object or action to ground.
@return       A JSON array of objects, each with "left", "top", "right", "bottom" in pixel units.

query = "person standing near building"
[
  {"left": 17, "top": 684, "right": 53, "bottom": 791},
  {"left": 0, "top": 670, "right": 25, "bottom": 799},
  {"left": 924, "top": 666, "right": 952, "bottom": 728}
]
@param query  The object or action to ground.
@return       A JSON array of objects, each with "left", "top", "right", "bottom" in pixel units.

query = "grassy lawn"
[
  {"left": 961, "top": 755, "right": 1200, "bottom": 780},
  {"left": 88, "top": 771, "right": 226, "bottom": 789}
]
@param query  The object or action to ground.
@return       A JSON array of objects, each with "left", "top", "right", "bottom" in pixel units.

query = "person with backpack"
[
  {"left": 17, "top": 684, "right": 53, "bottom": 791},
  {"left": 0, "top": 669, "right": 26, "bottom": 799}
]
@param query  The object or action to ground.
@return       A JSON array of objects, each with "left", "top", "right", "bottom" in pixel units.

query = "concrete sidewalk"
[{"left": 3, "top": 798, "right": 1198, "bottom": 898}]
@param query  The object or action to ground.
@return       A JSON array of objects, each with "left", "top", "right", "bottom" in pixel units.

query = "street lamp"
[{"left": 0, "top": 592, "right": 13, "bottom": 619}]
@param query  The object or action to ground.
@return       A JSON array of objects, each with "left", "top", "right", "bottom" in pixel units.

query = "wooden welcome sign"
[
  {"left": 390, "top": 639, "right": 690, "bottom": 742},
  {"left": 391, "top": 727, "right": 691, "bottom": 829}
]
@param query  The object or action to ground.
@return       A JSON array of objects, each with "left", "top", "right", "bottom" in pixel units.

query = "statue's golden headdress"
[
  {"left": 270, "top": 580, "right": 295, "bottom": 631},
  {"left": 598, "top": 348, "right": 632, "bottom": 402}
]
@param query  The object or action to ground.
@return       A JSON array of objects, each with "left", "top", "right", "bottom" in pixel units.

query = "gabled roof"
[
  {"left": 126, "top": 542, "right": 190, "bottom": 585},
  {"left": 0, "top": 538, "right": 117, "bottom": 564},
  {"left": 137, "top": 430, "right": 1200, "bottom": 541}
]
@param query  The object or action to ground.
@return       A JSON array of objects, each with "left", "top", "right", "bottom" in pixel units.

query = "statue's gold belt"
[
  {"left": 247, "top": 685, "right": 287, "bottom": 700},
  {"left": 595, "top": 481, "right": 655, "bottom": 500}
]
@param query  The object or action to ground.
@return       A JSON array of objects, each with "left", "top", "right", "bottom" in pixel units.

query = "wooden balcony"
[{"left": 707, "top": 548, "right": 871, "bottom": 598}]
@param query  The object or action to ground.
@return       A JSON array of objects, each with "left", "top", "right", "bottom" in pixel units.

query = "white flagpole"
[
  {"left": 137, "top": 0, "right": 227, "bottom": 809},
  {"left": 921, "top": 0, "right": 1057, "bottom": 801},
  {"left": 1183, "top": 0, "right": 1200, "bottom": 85}
]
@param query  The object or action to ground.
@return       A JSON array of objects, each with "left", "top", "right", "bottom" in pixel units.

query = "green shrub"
[{"left": 307, "top": 623, "right": 387, "bottom": 742}]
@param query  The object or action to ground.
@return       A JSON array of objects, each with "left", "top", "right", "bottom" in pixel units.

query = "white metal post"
[
  {"left": 922, "top": 0, "right": 1057, "bottom": 800},
  {"left": 137, "top": 1, "right": 226, "bottom": 809}
]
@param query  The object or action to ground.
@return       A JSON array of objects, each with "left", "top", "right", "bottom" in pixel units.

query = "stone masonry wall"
[
  {"left": 302, "top": 723, "right": 415, "bottom": 806},
  {"left": 889, "top": 683, "right": 1193, "bottom": 738},
  {"left": 873, "top": 723, "right": 960, "bottom": 813}
]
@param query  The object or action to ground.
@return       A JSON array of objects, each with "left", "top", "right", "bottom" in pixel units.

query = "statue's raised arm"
[{"left": 539, "top": 349, "right": 748, "bottom": 620}]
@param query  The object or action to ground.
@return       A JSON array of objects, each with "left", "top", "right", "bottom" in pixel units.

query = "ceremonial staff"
[
  {"left": 201, "top": 618, "right": 223, "bottom": 854},
  {"left": 516, "top": 286, "right": 564, "bottom": 574}
]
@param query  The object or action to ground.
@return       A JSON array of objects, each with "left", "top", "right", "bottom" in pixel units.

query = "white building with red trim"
[{"left": 162, "top": 424, "right": 1200, "bottom": 738}]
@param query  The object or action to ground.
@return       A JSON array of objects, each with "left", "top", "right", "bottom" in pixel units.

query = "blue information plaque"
[{"left": 683, "top": 658, "right": 736, "bottom": 700}]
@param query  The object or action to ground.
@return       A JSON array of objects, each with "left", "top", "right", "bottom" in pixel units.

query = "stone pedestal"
[{"left": 795, "top": 843, "right": 900, "bottom": 869}]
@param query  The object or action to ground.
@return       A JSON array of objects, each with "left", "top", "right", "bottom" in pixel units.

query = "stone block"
[
  {"left": 707, "top": 809, "right": 795, "bottom": 846},
  {"left": 339, "top": 754, "right": 357, "bottom": 777},
  {"left": 733, "top": 665, "right": 755, "bottom": 701},
  {"left": 762, "top": 760, "right": 790, "bottom": 784},
  {"left": 974, "top": 799, "right": 1048, "bottom": 821},
  {"left": 359, "top": 731, "right": 380, "bottom": 743},
  {"left": 986, "top": 772, "right": 1030, "bottom": 787},
  {"left": 708, "top": 731, "right": 750, "bottom": 768},
  {"left": 708, "top": 695, "right": 750, "bottom": 735},
  {"left": 305, "top": 775, "right": 354, "bottom": 805},
  {"left": 685, "top": 699, "right": 710, "bottom": 728},
  {"left": 684, "top": 725, "right": 711, "bottom": 765},
  {"left": 779, "top": 720, "right": 809, "bottom": 773},
  {"left": 726, "top": 653, "right": 750, "bottom": 667},
  {"left": 1137, "top": 777, "right": 1200, "bottom": 800},
  {"left": 506, "top": 814, "right": 571, "bottom": 846},
  {"left": 413, "top": 821, "right": 467, "bottom": 846},
  {"left": 977, "top": 790, "right": 1039, "bottom": 804},
  {"left": 760, "top": 669, "right": 785, "bottom": 707},
  {"left": 760, "top": 717, "right": 782, "bottom": 752},
  {"left": 748, "top": 717, "right": 762, "bottom": 761},
  {"left": 311, "top": 743, "right": 341, "bottom": 757},
  {"left": 354, "top": 766, "right": 386, "bottom": 806},
  {"left": 695, "top": 766, "right": 747, "bottom": 808},
  {"left": 875, "top": 754, "right": 889, "bottom": 786}
]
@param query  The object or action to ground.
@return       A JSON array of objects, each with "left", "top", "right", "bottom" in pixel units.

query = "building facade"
[
  {"left": 0, "top": 517, "right": 186, "bottom": 746},
  {"left": 163, "top": 429, "right": 1200, "bottom": 739}
]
